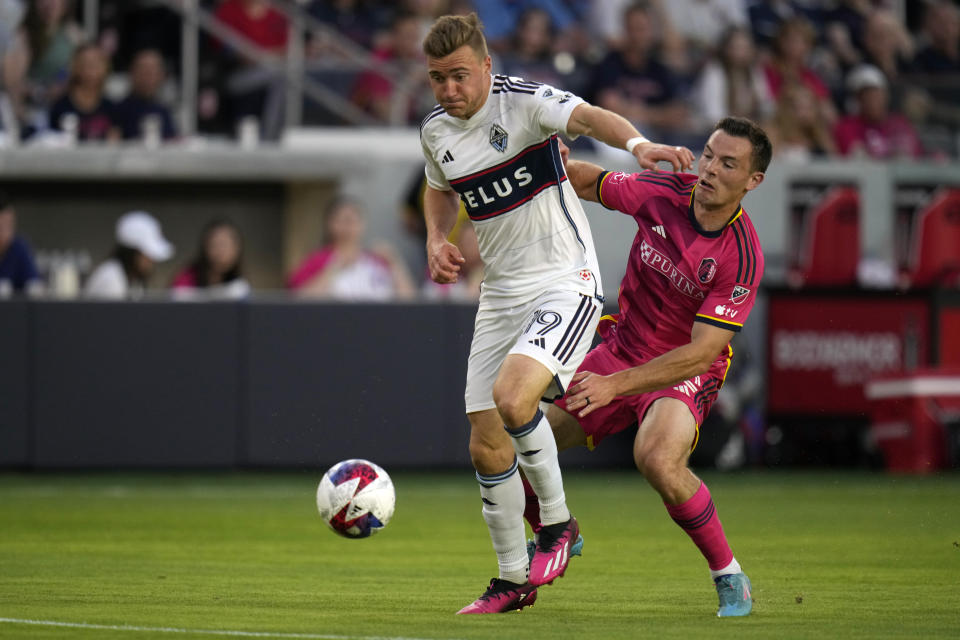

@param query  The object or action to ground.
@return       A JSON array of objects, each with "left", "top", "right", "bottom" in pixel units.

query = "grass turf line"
[{"left": 1, "top": 471, "right": 958, "bottom": 639}]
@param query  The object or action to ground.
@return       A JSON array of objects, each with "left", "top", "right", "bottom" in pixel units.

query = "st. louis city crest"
[
  {"left": 489, "top": 123, "right": 508, "bottom": 152},
  {"left": 698, "top": 257, "right": 717, "bottom": 284}
]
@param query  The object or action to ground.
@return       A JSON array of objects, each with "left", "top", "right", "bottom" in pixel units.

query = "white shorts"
[{"left": 464, "top": 288, "right": 602, "bottom": 413}]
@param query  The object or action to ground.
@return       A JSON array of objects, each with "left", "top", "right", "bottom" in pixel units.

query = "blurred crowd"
[
  {"left": 0, "top": 0, "right": 958, "bottom": 158},
  {"left": 2, "top": 0, "right": 960, "bottom": 303},
  {"left": 0, "top": 186, "right": 438, "bottom": 300}
]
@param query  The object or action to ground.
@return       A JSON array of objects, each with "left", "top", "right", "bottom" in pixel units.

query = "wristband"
[{"left": 625, "top": 136, "right": 649, "bottom": 154}]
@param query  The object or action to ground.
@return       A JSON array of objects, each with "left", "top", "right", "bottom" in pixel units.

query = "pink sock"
[
  {"left": 520, "top": 474, "right": 542, "bottom": 534},
  {"left": 664, "top": 481, "right": 734, "bottom": 571}
]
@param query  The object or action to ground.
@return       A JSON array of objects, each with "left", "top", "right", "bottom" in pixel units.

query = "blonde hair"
[{"left": 423, "top": 12, "right": 488, "bottom": 60}]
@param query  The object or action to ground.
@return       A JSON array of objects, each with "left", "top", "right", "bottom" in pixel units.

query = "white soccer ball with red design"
[{"left": 316, "top": 459, "right": 395, "bottom": 538}]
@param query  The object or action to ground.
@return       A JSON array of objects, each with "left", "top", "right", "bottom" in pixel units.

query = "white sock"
[
  {"left": 506, "top": 409, "right": 570, "bottom": 526},
  {"left": 477, "top": 459, "right": 528, "bottom": 584},
  {"left": 710, "top": 557, "right": 742, "bottom": 580}
]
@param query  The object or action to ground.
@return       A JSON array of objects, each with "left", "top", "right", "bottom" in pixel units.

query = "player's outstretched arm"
[
  {"left": 565, "top": 103, "right": 695, "bottom": 172},
  {"left": 556, "top": 139, "right": 606, "bottom": 203},
  {"left": 566, "top": 159, "right": 605, "bottom": 202},
  {"left": 424, "top": 186, "right": 465, "bottom": 284},
  {"left": 565, "top": 322, "right": 735, "bottom": 418}
]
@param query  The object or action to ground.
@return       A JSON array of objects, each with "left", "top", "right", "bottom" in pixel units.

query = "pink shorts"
[{"left": 554, "top": 340, "right": 730, "bottom": 451}]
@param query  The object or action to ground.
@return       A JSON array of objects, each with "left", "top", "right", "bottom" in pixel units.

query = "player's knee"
[
  {"left": 634, "top": 446, "right": 676, "bottom": 483},
  {"left": 468, "top": 439, "right": 512, "bottom": 475},
  {"left": 491, "top": 385, "right": 536, "bottom": 429}
]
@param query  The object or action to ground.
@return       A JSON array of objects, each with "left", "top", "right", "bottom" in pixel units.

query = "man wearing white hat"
[
  {"left": 834, "top": 64, "right": 924, "bottom": 159},
  {"left": 84, "top": 211, "right": 174, "bottom": 299}
]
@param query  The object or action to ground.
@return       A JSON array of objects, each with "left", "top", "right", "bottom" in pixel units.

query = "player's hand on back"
[
  {"left": 427, "top": 239, "right": 465, "bottom": 284},
  {"left": 632, "top": 143, "right": 695, "bottom": 173},
  {"left": 558, "top": 139, "right": 570, "bottom": 168},
  {"left": 566, "top": 370, "right": 618, "bottom": 418}
]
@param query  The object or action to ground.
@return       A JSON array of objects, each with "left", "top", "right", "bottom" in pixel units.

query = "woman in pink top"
[
  {"left": 288, "top": 197, "right": 415, "bottom": 301},
  {"left": 763, "top": 17, "right": 837, "bottom": 126}
]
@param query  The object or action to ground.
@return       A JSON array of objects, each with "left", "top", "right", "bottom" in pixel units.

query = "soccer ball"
[{"left": 316, "top": 459, "right": 395, "bottom": 538}]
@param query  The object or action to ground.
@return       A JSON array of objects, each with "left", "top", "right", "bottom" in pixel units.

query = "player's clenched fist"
[{"left": 427, "top": 239, "right": 465, "bottom": 284}]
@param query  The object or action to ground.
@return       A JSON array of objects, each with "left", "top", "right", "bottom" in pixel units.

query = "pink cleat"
[
  {"left": 456, "top": 578, "right": 538, "bottom": 614},
  {"left": 528, "top": 516, "right": 579, "bottom": 587}
]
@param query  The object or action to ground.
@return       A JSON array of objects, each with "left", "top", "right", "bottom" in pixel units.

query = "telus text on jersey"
[{"left": 460, "top": 167, "right": 533, "bottom": 210}]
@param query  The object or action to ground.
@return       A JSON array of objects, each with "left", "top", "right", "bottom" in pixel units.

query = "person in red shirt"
[
  {"left": 528, "top": 117, "right": 770, "bottom": 617},
  {"left": 350, "top": 11, "right": 433, "bottom": 125},
  {"left": 763, "top": 16, "right": 837, "bottom": 126},
  {"left": 834, "top": 64, "right": 923, "bottom": 159},
  {"left": 213, "top": 0, "right": 289, "bottom": 139},
  {"left": 214, "top": 0, "right": 288, "bottom": 52}
]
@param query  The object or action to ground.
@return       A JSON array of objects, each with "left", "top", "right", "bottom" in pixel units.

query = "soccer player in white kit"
[{"left": 420, "top": 13, "right": 695, "bottom": 614}]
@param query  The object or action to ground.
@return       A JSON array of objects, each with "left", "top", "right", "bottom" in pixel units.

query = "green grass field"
[{"left": 1, "top": 471, "right": 958, "bottom": 639}]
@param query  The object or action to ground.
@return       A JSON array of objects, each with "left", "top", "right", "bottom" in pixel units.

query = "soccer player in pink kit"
[{"left": 540, "top": 117, "right": 770, "bottom": 617}]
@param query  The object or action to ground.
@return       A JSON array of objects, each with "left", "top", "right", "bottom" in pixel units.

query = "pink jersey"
[{"left": 596, "top": 169, "right": 764, "bottom": 365}]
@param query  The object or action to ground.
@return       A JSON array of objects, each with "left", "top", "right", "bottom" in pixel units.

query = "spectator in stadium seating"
[
  {"left": 172, "top": 218, "right": 250, "bottom": 300},
  {"left": 747, "top": 0, "right": 820, "bottom": 50},
  {"left": 0, "top": 0, "right": 24, "bottom": 58},
  {"left": 499, "top": 8, "right": 558, "bottom": 84},
  {"left": 763, "top": 17, "right": 838, "bottom": 126},
  {"left": 823, "top": 0, "right": 873, "bottom": 53},
  {"left": 819, "top": 19, "right": 864, "bottom": 90},
  {"left": 2, "top": 0, "right": 82, "bottom": 134},
  {"left": 589, "top": 2, "right": 690, "bottom": 143},
  {"left": 288, "top": 197, "right": 415, "bottom": 301},
  {"left": 905, "top": 0, "right": 960, "bottom": 151},
  {"left": 586, "top": 0, "right": 632, "bottom": 50},
  {"left": 659, "top": 0, "right": 749, "bottom": 66},
  {"left": 95, "top": 0, "right": 182, "bottom": 75},
  {"left": 859, "top": 9, "right": 914, "bottom": 94},
  {"left": 114, "top": 49, "right": 177, "bottom": 142},
  {"left": 214, "top": 0, "right": 289, "bottom": 140},
  {"left": 912, "top": 1, "right": 960, "bottom": 74},
  {"left": 691, "top": 27, "right": 774, "bottom": 131},
  {"left": 765, "top": 82, "right": 837, "bottom": 162},
  {"left": 350, "top": 11, "right": 434, "bottom": 125},
  {"left": 84, "top": 211, "right": 174, "bottom": 299},
  {"left": 215, "top": 0, "right": 288, "bottom": 53},
  {"left": 400, "top": 0, "right": 456, "bottom": 44},
  {"left": 307, "top": 0, "right": 390, "bottom": 51},
  {"left": 475, "top": 0, "right": 585, "bottom": 55},
  {"left": 0, "top": 190, "right": 42, "bottom": 296},
  {"left": 833, "top": 64, "right": 923, "bottom": 160},
  {"left": 48, "top": 43, "right": 119, "bottom": 142}
]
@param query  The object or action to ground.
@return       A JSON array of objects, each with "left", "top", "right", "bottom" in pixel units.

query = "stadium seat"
[
  {"left": 901, "top": 188, "right": 960, "bottom": 288},
  {"left": 788, "top": 186, "right": 860, "bottom": 288}
]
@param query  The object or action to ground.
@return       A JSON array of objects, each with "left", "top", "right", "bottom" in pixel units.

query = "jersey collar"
[{"left": 687, "top": 186, "right": 743, "bottom": 238}]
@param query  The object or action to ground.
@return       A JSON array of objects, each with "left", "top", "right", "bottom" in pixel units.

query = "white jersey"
[{"left": 420, "top": 74, "right": 603, "bottom": 308}]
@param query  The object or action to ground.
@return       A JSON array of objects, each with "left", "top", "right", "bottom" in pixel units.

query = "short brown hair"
[
  {"left": 715, "top": 117, "right": 772, "bottom": 174},
  {"left": 423, "top": 12, "right": 488, "bottom": 60}
]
